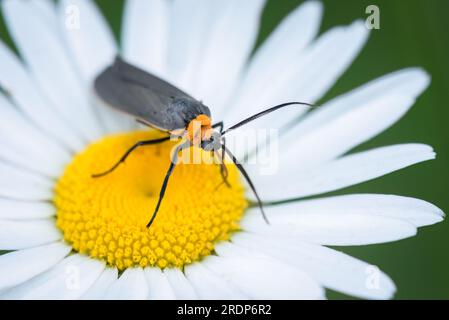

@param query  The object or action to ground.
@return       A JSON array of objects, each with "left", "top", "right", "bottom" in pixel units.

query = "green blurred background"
[{"left": 1, "top": 0, "right": 448, "bottom": 299}]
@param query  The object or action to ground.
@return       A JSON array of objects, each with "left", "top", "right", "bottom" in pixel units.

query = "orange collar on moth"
[{"left": 186, "top": 114, "right": 213, "bottom": 144}]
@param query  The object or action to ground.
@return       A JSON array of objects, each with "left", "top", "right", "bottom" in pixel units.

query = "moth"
[{"left": 93, "top": 57, "right": 312, "bottom": 228}]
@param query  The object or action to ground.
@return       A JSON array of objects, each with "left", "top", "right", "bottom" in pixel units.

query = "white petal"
[
  {"left": 232, "top": 233, "right": 396, "bottom": 299},
  {"left": 58, "top": 0, "right": 115, "bottom": 83},
  {"left": 0, "top": 161, "right": 53, "bottom": 201},
  {"left": 0, "top": 41, "right": 84, "bottom": 153},
  {"left": 250, "top": 144, "right": 435, "bottom": 201},
  {"left": 224, "top": 20, "right": 369, "bottom": 135},
  {"left": 0, "top": 242, "right": 70, "bottom": 291},
  {"left": 1, "top": 254, "right": 105, "bottom": 299},
  {"left": 0, "top": 288, "right": 10, "bottom": 296},
  {"left": 191, "top": 0, "right": 265, "bottom": 113},
  {"left": 164, "top": 268, "right": 198, "bottom": 299},
  {"left": 0, "top": 219, "right": 61, "bottom": 250},
  {"left": 184, "top": 262, "right": 247, "bottom": 299},
  {"left": 2, "top": 0, "right": 103, "bottom": 142},
  {"left": 0, "top": 90, "right": 71, "bottom": 177},
  {"left": 204, "top": 249, "right": 324, "bottom": 299},
  {"left": 223, "top": 1, "right": 323, "bottom": 122},
  {"left": 31, "top": 0, "right": 58, "bottom": 29},
  {"left": 122, "top": 0, "right": 170, "bottom": 77},
  {"left": 105, "top": 268, "right": 149, "bottom": 300},
  {"left": 58, "top": 0, "right": 133, "bottom": 133},
  {"left": 166, "top": 0, "right": 224, "bottom": 92},
  {"left": 278, "top": 68, "right": 430, "bottom": 171},
  {"left": 241, "top": 205, "right": 418, "bottom": 246},
  {"left": 82, "top": 267, "right": 118, "bottom": 299},
  {"left": 279, "top": 20, "right": 368, "bottom": 103},
  {"left": 0, "top": 198, "right": 54, "bottom": 220},
  {"left": 0, "top": 125, "right": 69, "bottom": 180},
  {"left": 256, "top": 194, "right": 443, "bottom": 228},
  {"left": 144, "top": 267, "right": 176, "bottom": 299},
  {"left": 224, "top": 21, "right": 369, "bottom": 163},
  {"left": 297, "top": 194, "right": 443, "bottom": 227},
  {"left": 0, "top": 142, "right": 58, "bottom": 179}
]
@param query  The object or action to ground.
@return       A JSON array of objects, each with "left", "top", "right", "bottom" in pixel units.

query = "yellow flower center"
[{"left": 54, "top": 131, "right": 247, "bottom": 270}]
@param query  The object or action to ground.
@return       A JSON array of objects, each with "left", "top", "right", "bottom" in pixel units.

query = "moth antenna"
[{"left": 223, "top": 102, "right": 316, "bottom": 135}]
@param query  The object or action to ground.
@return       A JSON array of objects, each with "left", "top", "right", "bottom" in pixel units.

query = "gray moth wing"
[{"left": 94, "top": 56, "right": 210, "bottom": 131}]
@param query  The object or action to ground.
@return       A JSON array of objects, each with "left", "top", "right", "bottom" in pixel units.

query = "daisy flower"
[{"left": 0, "top": 0, "right": 444, "bottom": 300}]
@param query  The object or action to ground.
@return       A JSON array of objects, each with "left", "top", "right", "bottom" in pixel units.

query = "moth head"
[{"left": 186, "top": 114, "right": 213, "bottom": 145}]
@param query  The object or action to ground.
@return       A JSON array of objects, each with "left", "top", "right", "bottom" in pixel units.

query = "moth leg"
[
  {"left": 147, "top": 141, "right": 187, "bottom": 228},
  {"left": 215, "top": 137, "right": 231, "bottom": 189},
  {"left": 222, "top": 102, "right": 315, "bottom": 135},
  {"left": 92, "top": 136, "right": 171, "bottom": 178},
  {"left": 222, "top": 144, "right": 269, "bottom": 225}
]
